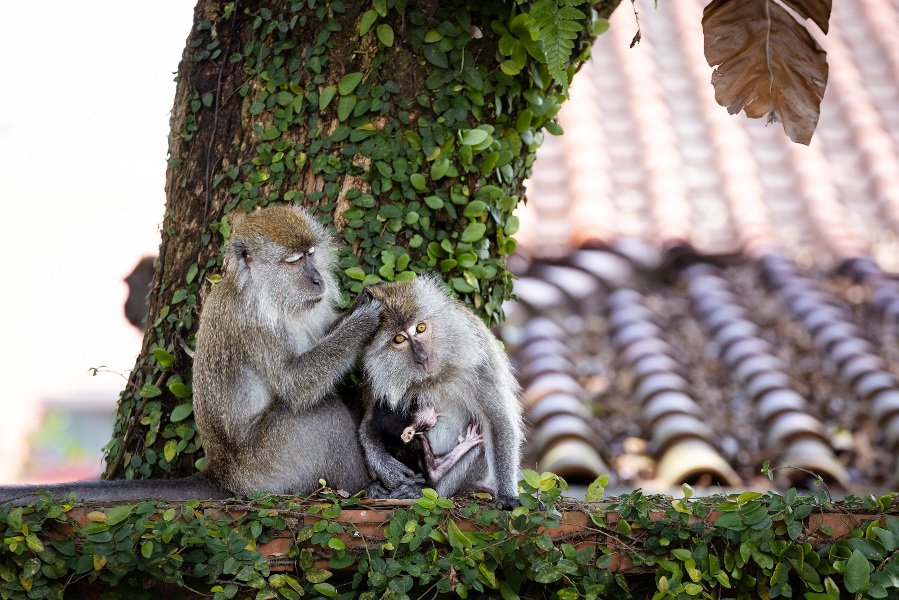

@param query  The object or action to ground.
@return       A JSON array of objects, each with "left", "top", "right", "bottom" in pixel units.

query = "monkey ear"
[{"left": 230, "top": 241, "right": 252, "bottom": 272}]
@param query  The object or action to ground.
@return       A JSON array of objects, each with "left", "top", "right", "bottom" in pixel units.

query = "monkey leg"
[{"left": 424, "top": 424, "right": 484, "bottom": 483}]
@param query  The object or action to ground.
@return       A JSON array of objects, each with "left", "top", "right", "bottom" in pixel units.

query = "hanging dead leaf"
[{"left": 702, "top": 0, "right": 831, "bottom": 145}]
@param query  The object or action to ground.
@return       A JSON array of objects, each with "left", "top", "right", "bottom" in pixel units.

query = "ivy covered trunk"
[{"left": 102, "top": 0, "right": 620, "bottom": 481}]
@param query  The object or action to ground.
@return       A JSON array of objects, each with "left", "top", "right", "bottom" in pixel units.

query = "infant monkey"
[{"left": 371, "top": 404, "right": 484, "bottom": 487}]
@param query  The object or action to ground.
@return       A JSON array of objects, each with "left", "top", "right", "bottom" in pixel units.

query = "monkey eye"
[
  {"left": 285, "top": 252, "right": 304, "bottom": 263},
  {"left": 416, "top": 322, "right": 427, "bottom": 333},
  {"left": 393, "top": 333, "right": 407, "bottom": 344}
]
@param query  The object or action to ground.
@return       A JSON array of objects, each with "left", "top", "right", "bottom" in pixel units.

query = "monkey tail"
[{"left": 0, "top": 473, "right": 232, "bottom": 507}]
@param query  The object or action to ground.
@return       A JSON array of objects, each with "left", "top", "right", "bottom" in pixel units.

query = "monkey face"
[
  {"left": 225, "top": 206, "right": 338, "bottom": 311},
  {"left": 390, "top": 319, "right": 436, "bottom": 375}
]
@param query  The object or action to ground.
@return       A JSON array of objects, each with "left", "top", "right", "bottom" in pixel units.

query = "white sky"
[{"left": 0, "top": 1, "right": 196, "bottom": 480}]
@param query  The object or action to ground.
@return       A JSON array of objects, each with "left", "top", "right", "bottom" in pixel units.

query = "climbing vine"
[
  {"left": 3, "top": 473, "right": 899, "bottom": 599},
  {"left": 102, "top": 0, "right": 616, "bottom": 481}
]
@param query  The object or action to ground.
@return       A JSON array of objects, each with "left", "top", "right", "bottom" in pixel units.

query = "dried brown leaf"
[
  {"left": 781, "top": 0, "right": 831, "bottom": 34},
  {"left": 702, "top": 0, "right": 830, "bottom": 145}
]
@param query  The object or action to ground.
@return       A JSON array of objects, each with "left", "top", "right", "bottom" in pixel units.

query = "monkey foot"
[{"left": 494, "top": 496, "right": 523, "bottom": 511}]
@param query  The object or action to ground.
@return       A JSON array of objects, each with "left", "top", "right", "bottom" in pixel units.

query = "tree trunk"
[{"left": 102, "top": 0, "right": 621, "bottom": 481}]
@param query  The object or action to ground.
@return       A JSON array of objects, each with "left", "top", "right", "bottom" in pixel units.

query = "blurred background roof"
[{"left": 505, "top": 0, "right": 899, "bottom": 495}]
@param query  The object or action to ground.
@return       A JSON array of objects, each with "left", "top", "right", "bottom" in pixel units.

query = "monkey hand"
[
  {"left": 374, "top": 456, "right": 426, "bottom": 490},
  {"left": 458, "top": 424, "right": 484, "bottom": 446},
  {"left": 494, "top": 496, "right": 523, "bottom": 511},
  {"left": 346, "top": 299, "right": 383, "bottom": 335}
]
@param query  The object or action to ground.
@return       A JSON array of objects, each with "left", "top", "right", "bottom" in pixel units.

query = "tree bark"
[{"left": 103, "top": 0, "right": 621, "bottom": 481}]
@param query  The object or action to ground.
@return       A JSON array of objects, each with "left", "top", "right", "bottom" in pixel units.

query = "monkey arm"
[
  {"left": 273, "top": 301, "right": 382, "bottom": 410},
  {"left": 359, "top": 403, "right": 425, "bottom": 491},
  {"left": 424, "top": 424, "right": 483, "bottom": 483}
]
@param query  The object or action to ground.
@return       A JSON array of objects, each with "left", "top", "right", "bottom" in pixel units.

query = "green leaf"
[
  {"left": 106, "top": 504, "right": 135, "bottom": 526},
  {"left": 557, "top": 588, "right": 578, "bottom": 600},
  {"left": 505, "top": 215, "right": 520, "bottom": 235},
  {"left": 500, "top": 60, "right": 521, "bottom": 76},
  {"left": 461, "top": 223, "right": 486, "bottom": 242},
  {"left": 314, "top": 583, "right": 338, "bottom": 598},
  {"left": 140, "top": 384, "right": 162, "bottom": 398},
  {"left": 522, "top": 469, "right": 540, "bottom": 488},
  {"left": 460, "top": 129, "right": 490, "bottom": 146},
  {"left": 24, "top": 534, "right": 43, "bottom": 553},
  {"left": 545, "top": 121, "right": 564, "bottom": 135},
  {"left": 164, "top": 440, "right": 177, "bottom": 463},
  {"left": 499, "top": 581, "right": 520, "bottom": 600},
  {"left": 423, "top": 45, "right": 448, "bottom": 68},
  {"left": 339, "top": 72, "right": 363, "bottom": 95},
  {"left": 847, "top": 538, "right": 887, "bottom": 559},
  {"left": 345, "top": 267, "right": 366, "bottom": 281},
  {"left": 153, "top": 348, "right": 175, "bottom": 368},
  {"left": 305, "top": 568, "right": 332, "bottom": 584},
  {"left": 328, "top": 538, "right": 345, "bottom": 550},
  {"left": 337, "top": 95, "right": 357, "bottom": 121},
  {"left": 410, "top": 173, "right": 426, "bottom": 191},
  {"left": 714, "top": 512, "right": 744, "bottom": 528},
  {"left": 591, "top": 17, "right": 610, "bottom": 36},
  {"left": 170, "top": 403, "right": 194, "bottom": 422},
  {"left": 319, "top": 86, "right": 337, "bottom": 110},
  {"left": 425, "top": 195, "right": 444, "bottom": 210},
  {"left": 872, "top": 527, "right": 899, "bottom": 552},
  {"left": 377, "top": 24, "right": 394, "bottom": 47},
  {"left": 671, "top": 548, "right": 692, "bottom": 561},
  {"left": 430, "top": 159, "right": 449, "bottom": 180},
  {"left": 684, "top": 583, "right": 702, "bottom": 595},
  {"left": 262, "top": 127, "right": 280, "bottom": 141},
  {"left": 585, "top": 474, "right": 609, "bottom": 502},
  {"left": 169, "top": 383, "right": 192, "bottom": 399},
  {"left": 844, "top": 549, "right": 871, "bottom": 593},
  {"left": 359, "top": 10, "right": 378, "bottom": 35},
  {"left": 446, "top": 519, "right": 472, "bottom": 551},
  {"left": 737, "top": 491, "right": 764, "bottom": 504},
  {"left": 141, "top": 541, "right": 153, "bottom": 559},
  {"left": 462, "top": 200, "right": 487, "bottom": 218}
]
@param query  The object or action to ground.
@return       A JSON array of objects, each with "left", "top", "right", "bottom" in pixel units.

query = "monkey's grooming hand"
[
  {"left": 346, "top": 299, "right": 383, "bottom": 336},
  {"left": 373, "top": 455, "right": 426, "bottom": 490}
]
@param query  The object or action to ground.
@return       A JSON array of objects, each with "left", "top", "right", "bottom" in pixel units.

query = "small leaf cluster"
[
  {"left": 0, "top": 493, "right": 285, "bottom": 600},
  {"left": 4, "top": 479, "right": 899, "bottom": 600}
]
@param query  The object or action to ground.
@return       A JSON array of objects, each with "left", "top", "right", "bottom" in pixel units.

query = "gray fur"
[
  {"left": 0, "top": 206, "right": 381, "bottom": 507},
  {"left": 193, "top": 205, "right": 381, "bottom": 495},
  {"left": 358, "top": 275, "right": 524, "bottom": 509}
]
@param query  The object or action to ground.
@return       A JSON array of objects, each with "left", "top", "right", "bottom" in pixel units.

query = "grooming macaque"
[
  {"left": 369, "top": 403, "right": 484, "bottom": 486},
  {"left": 0, "top": 205, "right": 381, "bottom": 506},
  {"left": 357, "top": 276, "right": 524, "bottom": 510},
  {"left": 192, "top": 205, "right": 382, "bottom": 495}
]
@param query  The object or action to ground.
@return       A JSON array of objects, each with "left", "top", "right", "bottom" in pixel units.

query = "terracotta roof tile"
[{"left": 509, "top": 0, "right": 899, "bottom": 492}]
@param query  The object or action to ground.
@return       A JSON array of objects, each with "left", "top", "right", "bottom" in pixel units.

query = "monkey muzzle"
[
  {"left": 302, "top": 258, "right": 323, "bottom": 295},
  {"left": 410, "top": 339, "right": 432, "bottom": 374}
]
